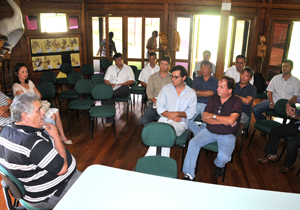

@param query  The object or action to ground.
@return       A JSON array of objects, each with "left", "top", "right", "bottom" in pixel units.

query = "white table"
[{"left": 54, "top": 164, "right": 300, "bottom": 210}]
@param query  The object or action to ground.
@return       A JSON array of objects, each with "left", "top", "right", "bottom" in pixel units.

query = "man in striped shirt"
[{"left": 0, "top": 93, "right": 81, "bottom": 209}]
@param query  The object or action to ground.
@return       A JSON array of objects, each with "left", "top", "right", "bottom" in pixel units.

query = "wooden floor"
[{"left": 1, "top": 94, "right": 300, "bottom": 209}]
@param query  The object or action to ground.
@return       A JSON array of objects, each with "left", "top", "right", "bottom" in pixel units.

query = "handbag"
[{"left": 41, "top": 100, "right": 51, "bottom": 113}]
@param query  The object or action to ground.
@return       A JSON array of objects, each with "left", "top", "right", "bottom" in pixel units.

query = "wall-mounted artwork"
[
  {"left": 31, "top": 39, "right": 43, "bottom": 54},
  {"left": 61, "top": 37, "right": 70, "bottom": 51},
  {"left": 71, "top": 53, "right": 80, "bottom": 67},
  {"left": 32, "top": 55, "right": 62, "bottom": 71},
  {"left": 70, "top": 37, "right": 79, "bottom": 51}
]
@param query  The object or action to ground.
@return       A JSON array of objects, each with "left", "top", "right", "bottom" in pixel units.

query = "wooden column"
[{"left": 215, "top": 0, "right": 231, "bottom": 79}]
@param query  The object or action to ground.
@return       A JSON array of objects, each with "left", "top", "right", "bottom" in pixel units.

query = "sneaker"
[
  {"left": 214, "top": 167, "right": 224, "bottom": 178},
  {"left": 182, "top": 174, "right": 196, "bottom": 181}
]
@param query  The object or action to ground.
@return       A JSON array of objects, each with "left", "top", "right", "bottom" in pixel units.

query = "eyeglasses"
[
  {"left": 218, "top": 106, "right": 222, "bottom": 115},
  {"left": 170, "top": 75, "right": 182, "bottom": 79}
]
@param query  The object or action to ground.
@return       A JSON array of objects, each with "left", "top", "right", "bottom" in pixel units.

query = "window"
[
  {"left": 40, "top": 13, "right": 67, "bottom": 33},
  {"left": 69, "top": 16, "right": 79, "bottom": 30},
  {"left": 26, "top": 15, "right": 38, "bottom": 30}
]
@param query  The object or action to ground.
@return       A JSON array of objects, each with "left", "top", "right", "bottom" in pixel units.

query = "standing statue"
[
  {"left": 0, "top": 0, "right": 25, "bottom": 55},
  {"left": 256, "top": 35, "right": 266, "bottom": 73}
]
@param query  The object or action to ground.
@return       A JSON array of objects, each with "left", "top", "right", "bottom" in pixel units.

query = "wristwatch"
[
  {"left": 292, "top": 114, "right": 296, "bottom": 119},
  {"left": 213, "top": 114, "right": 217, "bottom": 120},
  {"left": 197, "top": 91, "right": 200, "bottom": 96}
]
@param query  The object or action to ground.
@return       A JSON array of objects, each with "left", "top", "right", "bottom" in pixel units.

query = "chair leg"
[
  {"left": 247, "top": 129, "right": 257, "bottom": 149},
  {"left": 222, "top": 163, "right": 227, "bottom": 182},
  {"left": 240, "top": 131, "right": 246, "bottom": 152},
  {"left": 76, "top": 110, "right": 79, "bottom": 120},
  {"left": 296, "top": 167, "right": 300, "bottom": 177},
  {"left": 113, "top": 118, "right": 116, "bottom": 138},
  {"left": 181, "top": 146, "right": 185, "bottom": 171},
  {"left": 126, "top": 101, "right": 129, "bottom": 121},
  {"left": 91, "top": 117, "right": 94, "bottom": 139}
]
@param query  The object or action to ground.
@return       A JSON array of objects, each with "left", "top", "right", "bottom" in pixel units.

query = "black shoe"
[
  {"left": 182, "top": 174, "right": 196, "bottom": 181},
  {"left": 214, "top": 167, "right": 224, "bottom": 178}
]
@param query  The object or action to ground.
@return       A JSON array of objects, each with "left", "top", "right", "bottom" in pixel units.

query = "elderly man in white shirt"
[
  {"left": 145, "top": 65, "right": 197, "bottom": 157},
  {"left": 225, "top": 55, "right": 253, "bottom": 85},
  {"left": 104, "top": 53, "right": 134, "bottom": 126},
  {"left": 138, "top": 52, "right": 160, "bottom": 87}
]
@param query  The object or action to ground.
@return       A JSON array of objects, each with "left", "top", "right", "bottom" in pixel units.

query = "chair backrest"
[
  {"left": 91, "top": 74, "right": 104, "bottom": 85},
  {"left": 0, "top": 164, "right": 25, "bottom": 199},
  {"left": 92, "top": 84, "right": 113, "bottom": 100},
  {"left": 185, "top": 77, "right": 193, "bottom": 88},
  {"left": 100, "top": 58, "right": 111, "bottom": 69},
  {"left": 60, "top": 63, "right": 74, "bottom": 75},
  {"left": 274, "top": 99, "right": 289, "bottom": 118},
  {"left": 75, "top": 79, "right": 94, "bottom": 94},
  {"left": 129, "top": 65, "right": 139, "bottom": 81},
  {"left": 141, "top": 122, "right": 176, "bottom": 147},
  {"left": 67, "top": 72, "right": 84, "bottom": 85},
  {"left": 40, "top": 71, "right": 56, "bottom": 84},
  {"left": 80, "top": 64, "right": 94, "bottom": 76},
  {"left": 36, "top": 82, "right": 56, "bottom": 99}
]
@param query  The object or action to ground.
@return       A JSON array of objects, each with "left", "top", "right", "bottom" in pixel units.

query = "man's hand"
[
  {"left": 111, "top": 84, "right": 116, "bottom": 88},
  {"left": 231, "top": 121, "right": 237, "bottom": 127},
  {"left": 172, "top": 116, "right": 182, "bottom": 122},
  {"left": 202, "top": 112, "right": 213, "bottom": 119},
  {"left": 286, "top": 105, "right": 296, "bottom": 118},
  {"left": 165, "top": 112, "right": 179, "bottom": 121},
  {"left": 269, "top": 102, "right": 275, "bottom": 109},
  {"left": 43, "top": 122, "right": 60, "bottom": 139}
]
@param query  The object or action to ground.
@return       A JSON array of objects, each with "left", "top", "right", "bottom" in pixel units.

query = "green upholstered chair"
[
  {"left": 68, "top": 79, "right": 94, "bottom": 129},
  {"left": 238, "top": 118, "right": 251, "bottom": 152},
  {"left": 266, "top": 99, "right": 289, "bottom": 124},
  {"left": 100, "top": 58, "right": 111, "bottom": 73},
  {"left": 56, "top": 63, "right": 74, "bottom": 91},
  {"left": 115, "top": 94, "right": 132, "bottom": 121},
  {"left": 135, "top": 122, "right": 177, "bottom": 178},
  {"left": 0, "top": 164, "right": 46, "bottom": 210},
  {"left": 59, "top": 72, "right": 83, "bottom": 102},
  {"left": 129, "top": 65, "right": 146, "bottom": 112},
  {"left": 255, "top": 91, "right": 268, "bottom": 102},
  {"left": 185, "top": 77, "right": 193, "bottom": 88},
  {"left": 194, "top": 114, "right": 202, "bottom": 122},
  {"left": 91, "top": 74, "right": 105, "bottom": 85},
  {"left": 80, "top": 64, "right": 94, "bottom": 79},
  {"left": 90, "top": 84, "right": 116, "bottom": 139},
  {"left": 247, "top": 99, "right": 290, "bottom": 149},
  {"left": 201, "top": 142, "right": 232, "bottom": 182},
  {"left": 175, "top": 129, "right": 189, "bottom": 170},
  {"left": 36, "top": 82, "right": 59, "bottom": 108},
  {"left": 40, "top": 71, "right": 56, "bottom": 85}
]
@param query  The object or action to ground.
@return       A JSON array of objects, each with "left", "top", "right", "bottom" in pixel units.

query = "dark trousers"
[
  {"left": 102, "top": 85, "right": 129, "bottom": 123},
  {"left": 264, "top": 122, "right": 300, "bottom": 167}
]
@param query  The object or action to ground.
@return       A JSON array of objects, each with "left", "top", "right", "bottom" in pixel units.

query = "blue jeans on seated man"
[
  {"left": 188, "top": 103, "right": 207, "bottom": 136},
  {"left": 141, "top": 103, "right": 159, "bottom": 126},
  {"left": 182, "top": 128, "right": 236, "bottom": 178},
  {"left": 252, "top": 99, "right": 272, "bottom": 121}
]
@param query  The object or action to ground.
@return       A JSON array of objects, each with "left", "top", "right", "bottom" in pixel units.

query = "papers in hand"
[{"left": 113, "top": 84, "right": 121, "bottom": 91}]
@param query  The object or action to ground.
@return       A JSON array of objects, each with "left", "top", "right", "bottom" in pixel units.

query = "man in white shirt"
[
  {"left": 104, "top": 53, "right": 135, "bottom": 126},
  {"left": 253, "top": 59, "right": 300, "bottom": 121},
  {"left": 225, "top": 55, "right": 253, "bottom": 85},
  {"left": 193, "top": 50, "right": 216, "bottom": 77},
  {"left": 145, "top": 65, "right": 197, "bottom": 157},
  {"left": 138, "top": 52, "right": 160, "bottom": 87}
]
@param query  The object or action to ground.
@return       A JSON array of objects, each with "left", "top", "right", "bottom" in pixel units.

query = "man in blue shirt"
[
  {"left": 145, "top": 65, "right": 197, "bottom": 157},
  {"left": 233, "top": 67, "right": 256, "bottom": 125},
  {"left": 188, "top": 61, "right": 218, "bottom": 136}
]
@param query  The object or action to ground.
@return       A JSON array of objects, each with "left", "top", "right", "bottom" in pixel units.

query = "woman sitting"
[{"left": 12, "top": 62, "right": 72, "bottom": 144}]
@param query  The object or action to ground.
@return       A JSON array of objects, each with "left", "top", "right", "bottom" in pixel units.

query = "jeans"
[
  {"left": 264, "top": 122, "right": 300, "bottom": 167},
  {"left": 182, "top": 128, "right": 236, "bottom": 178},
  {"left": 141, "top": 103, "right": 159, "bottom": 126},
  {"left": 253, "top": 99, "right": 271, "bottom": 121},
  {"left": 188, "top": 103, "right": 207, "bottom": 136}
]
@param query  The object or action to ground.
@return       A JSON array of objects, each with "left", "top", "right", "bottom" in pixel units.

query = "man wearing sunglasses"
[{"left": 183, "top": 76, "right": 242, "bottom": 180}]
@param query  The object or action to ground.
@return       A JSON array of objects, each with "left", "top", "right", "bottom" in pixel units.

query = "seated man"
[
  {"left": 182, "top": 76, "right": 242, "bottom": 180},
  {"left": 0, "top": 93, "right": 81, "bottom": 209},
  {"left": 145, "top": 65, "right": 197, "bottom": 157},
  {"left": 225, "top": 55, "right": 253, "bottom": 84},
  {"left": 141, "top": 56, "right": 172, "bottom": 126},
  {"left": 0, "top": 91, "right": 13, "bottom": 131},
  {"left": 193, "top": 50, "right": 216, "bottom": 77},
  {"left": 233, "top": 67, "right": 256, "bottom": 126},
  {"left": 188, "top": 60, "right": 218, "bottom": 136},
  {"left": 138, "top": 52, "right": 159, "bottom": 87},
  {"left": 104, "top": 53, "right": 135, "bottom": 126},
  {"left": 253, "top": 59, "right": 300, "bottom": 122},
  {"left": 258, "top": 95, "right": 300, "bottom": 173}
]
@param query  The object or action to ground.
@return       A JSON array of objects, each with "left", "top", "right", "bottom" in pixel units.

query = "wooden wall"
[{"left": 1, "top": 0, "right": 300, "bottom": 92}]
